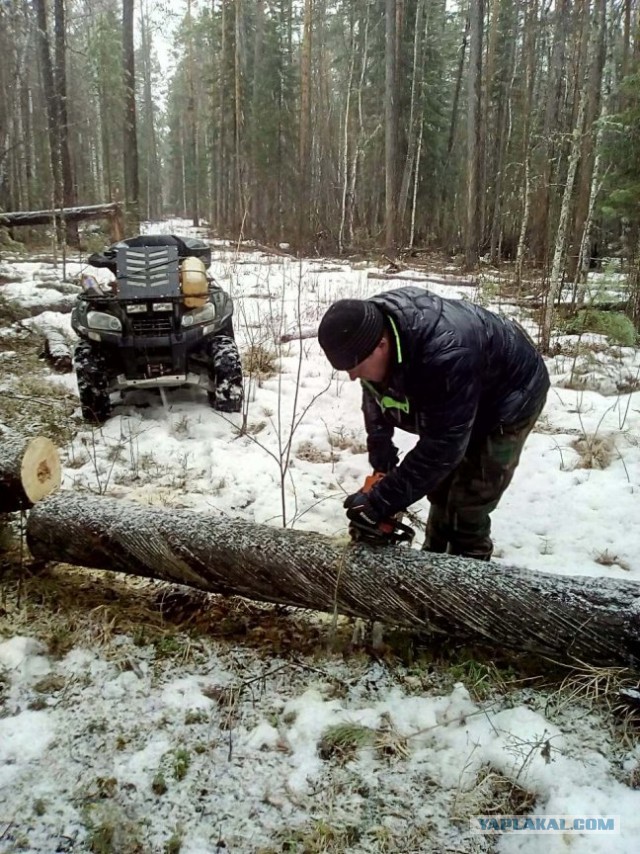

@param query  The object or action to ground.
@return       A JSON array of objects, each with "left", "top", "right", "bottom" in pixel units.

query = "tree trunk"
[
  {"left": 122, "top": 0, "right": 139, "bottom": 234},
  {"left": 440, "top": 14, "right": 468, "bottom": 245},
  {"left": 338, "top": 9, "right": 356, "bottom": 255},
  {"left": 465, "top": 0, "right": 483, "bottom": 269},
  {"left": 541, "top": 5, "right": 594, "bottom": 352},
  {"left": 515, "top": 0, "right": 539, "bottom": 286},
  {"left": 54, "top": 0, "right": 78, "bottom": 247},
  {"left": 298, "top": 0, "right": 313, "bottom": 248},
  {"left": 541, "top": 88, "right": 587, "bottom": 352},
  {"left": 530, "top": 0, "right": 570, "bottom": 267},
  {"left": 216, "top": 0, "right": 227, "bottom": 229},
  {"left": 384, "top": 0, "right": 398, "bottom": 257},
  {"left": 0, "top": 436, "right": 61, "bottom": 514},
  {"left": 186, "top": 0, "right": 200, "bottom": 227},
  {"left": 397, "top": 0, "right": 426, "bottom": 231},
  {"left": 250, "top": 0, "right": 265, "bottom": 236},
  {"left": 566, "top": 0, "right": 607, "bottom": 283},
  {"left": 139, "top": 0, "right": 162, "bottom": 221},
  {"left": 26, "top": 492, "right": 640, "bottom": 669},
  {"left": 574, "top": 53, "right": 611, "bottom": 305},
  {"left": 33, "top": 0, "right": 62, "bottom": 237},
  {"left": 233, "top": 0, "right": 247, "bottom": 231}
]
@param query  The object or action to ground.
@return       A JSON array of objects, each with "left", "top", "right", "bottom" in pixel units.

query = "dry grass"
[
  {"left": 256, "top": 820, "right": 361, "bottom": 854},
  {"left": 453, "top": 763, "right": 537, "bottom": 823},
  {"left": 0, "top": 557, "right": 361, "bottom": 663},
  {"left": 318, "top": 722, "right": 375, "bottom": 762},
  {"left": 242, "top": 343, "right": 278, "bottom": 378},
  {"left": 545, "top": 661, "right": 640, "bottom": 746},
  {"left": 594, "top": 550, "right": 631, "bottom": 572},
  {"left": 571, "top": 434, "right": 615, "bottom": 469},
  {"left": 0, "top": 295, "right": 31, "bottom": 324},
  {"left": 0, "top": 319, "right": 78, "bottom": 445},
  {"left": 374, "top": 712, "right": 410, "bottom": 760},
  {"left": 295, "top": 440, "right": 333, "bottom": 464}
]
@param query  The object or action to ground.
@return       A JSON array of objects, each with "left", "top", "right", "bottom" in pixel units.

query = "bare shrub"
[{"left": 328, "top": 427, "right": 367, "bottom": 454}]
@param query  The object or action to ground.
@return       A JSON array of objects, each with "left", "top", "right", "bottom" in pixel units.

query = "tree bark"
[
  {"left": 0, "top": 436, "right": 61, "bottom": 513},
  {"left": 26, "top": 492, "right": 640, "bottom": 669}
]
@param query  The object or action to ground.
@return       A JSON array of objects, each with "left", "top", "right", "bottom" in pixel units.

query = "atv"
[{"left": 71, "top": 234, "right": 243, "bottom": 423}]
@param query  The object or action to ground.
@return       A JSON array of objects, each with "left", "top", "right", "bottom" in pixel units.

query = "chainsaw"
[{"left": 348, "top": 471, "right": 415, "bottom": 546}]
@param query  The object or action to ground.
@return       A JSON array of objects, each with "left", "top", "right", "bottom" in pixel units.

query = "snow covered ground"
[{"left": 1, "top": 221, "right": 639, "bottom": 852}]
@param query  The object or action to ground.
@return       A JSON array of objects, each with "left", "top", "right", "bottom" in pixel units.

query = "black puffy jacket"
[{"left": 361, "top": 287, "right": 550, "bottom": 516}]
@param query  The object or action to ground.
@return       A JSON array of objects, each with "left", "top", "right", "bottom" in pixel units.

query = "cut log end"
[{"left": 20, "top": 437, "right": 61, "bottom": 505}]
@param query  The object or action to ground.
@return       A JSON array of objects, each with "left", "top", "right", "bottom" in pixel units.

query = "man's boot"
[{"left": 421, "top": 504, "right": 450, "bottom": 553}]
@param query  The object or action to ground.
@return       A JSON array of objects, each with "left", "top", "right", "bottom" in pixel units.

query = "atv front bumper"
[
  {"left": 81, "top": 325, "right": 213, "bottom": 381},
  {"left": 115, "top": 372, "right": 211, "bottom": 390}
]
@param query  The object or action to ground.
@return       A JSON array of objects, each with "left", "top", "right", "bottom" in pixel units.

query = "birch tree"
[{"left": 541, "top": 5, "right": 595, "bottom": 352}]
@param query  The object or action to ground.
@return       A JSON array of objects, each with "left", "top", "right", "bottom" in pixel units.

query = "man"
[{"left": 317, "top": 287, "right": 550, "bottom": 560}]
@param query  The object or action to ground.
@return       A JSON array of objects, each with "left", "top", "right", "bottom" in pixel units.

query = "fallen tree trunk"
[
  {"left": 280, "top": 325, "right": 317, "bottom": 343},
  {"left": 0, "top": 203, "right": 124, "bottom": 242},
  {"left": 41, "top": 327, "right": 72, "bottom": 372},
  {"left": 26, "top": 492, "right": 640, "bottom": 668},
  {"left": 0, "top": 436, "right": 61, "bottom": 513},
  {"left": 367, "top": 271, "right": 478, "bottom": 288}
]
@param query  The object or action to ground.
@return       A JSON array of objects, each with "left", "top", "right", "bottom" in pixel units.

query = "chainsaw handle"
[{"left": 362, "top": 471, "right": 386, "bottom": 493}]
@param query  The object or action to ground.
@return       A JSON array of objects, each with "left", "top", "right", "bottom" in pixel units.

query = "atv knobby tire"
[
  {"left": 208, "top": 335, "right": 243, "bottom": 413},
  {"left": 74, "top": 341, "right": 112, "bottom": 424}
]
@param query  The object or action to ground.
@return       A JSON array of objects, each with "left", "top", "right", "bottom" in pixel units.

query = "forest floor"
[{"left": 1, "top": 228, "right": 640, "bottom": 853}]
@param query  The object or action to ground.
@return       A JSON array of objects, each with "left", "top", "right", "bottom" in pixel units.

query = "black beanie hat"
[{"left": 318, "top": 299, "right": 385, "bottom": 370}]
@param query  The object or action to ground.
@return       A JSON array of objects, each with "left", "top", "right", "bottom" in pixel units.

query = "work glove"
[{"left": 343, "top": 491, "right": 387, "bottom": 543}]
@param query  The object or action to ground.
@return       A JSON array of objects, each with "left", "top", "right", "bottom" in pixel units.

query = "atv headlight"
[
  {"left": 87, "top": 310, "right": 122, "bottom": 332},
  {"left": 182, "top": 303, "right": 216, "bottom": 328}
]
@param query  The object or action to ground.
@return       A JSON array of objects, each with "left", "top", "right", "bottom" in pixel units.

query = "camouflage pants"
[{"left": 421, "top": 400, "right": 545, "bottom": 561}]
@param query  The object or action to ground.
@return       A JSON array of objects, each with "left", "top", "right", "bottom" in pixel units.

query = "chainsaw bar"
[{"left": 349, "top": 518, "right": 415, "bottom": 546}]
